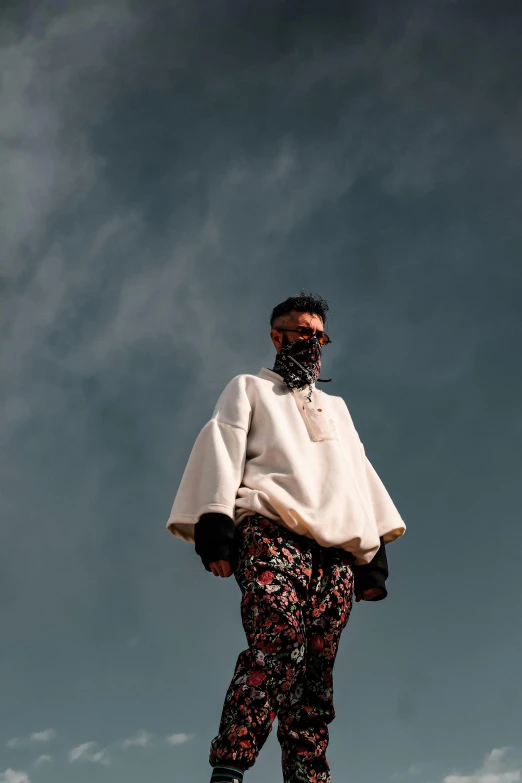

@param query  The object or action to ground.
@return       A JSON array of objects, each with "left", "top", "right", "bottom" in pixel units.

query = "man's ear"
[{"left": 270, "top": 329, "right": 282, "bottom": 352}]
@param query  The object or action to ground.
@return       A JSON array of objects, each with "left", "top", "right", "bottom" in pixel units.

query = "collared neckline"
[{"left": 258, "top": 367, "right": 284, "bottom": 383}]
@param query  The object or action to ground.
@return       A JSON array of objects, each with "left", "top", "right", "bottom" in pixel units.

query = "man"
[{"left": 167, "top": 293, "right": 406, "bottom": 783}]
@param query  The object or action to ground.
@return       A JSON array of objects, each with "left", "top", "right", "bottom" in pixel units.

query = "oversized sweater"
[{"left": 167, "top": 367, "right": 406, "bottom": 566}]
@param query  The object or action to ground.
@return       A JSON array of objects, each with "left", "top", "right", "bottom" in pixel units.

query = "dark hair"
[{"left": 270, "top": 291, "right": 330, "bottom": 329}]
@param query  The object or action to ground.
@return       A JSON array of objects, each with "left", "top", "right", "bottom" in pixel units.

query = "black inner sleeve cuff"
[
  {"left": 194, "top": 513, "right": 237, "bottom": 570},
  {"left": 352, "top": 537, "right": 389, "bottom": 599}
]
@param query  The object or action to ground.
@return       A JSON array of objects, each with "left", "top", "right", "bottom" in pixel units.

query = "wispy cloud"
[
  {"left": 0, "top": 771, "right": 30, "bottom": 783},
  {"left": 0, "top": 2, "right": 138, "bottom": 281},
  {"left": 392, "top": 765, "right": 422, "bottom": 779},
  {"left": 166, "top": 733, "right": 195, "bottom": 746},
  {"left": 32, "top": 756, "right": 51, "bottom": 769},
  {"left": 5, "top": 731, "right": 55, "bottom": 749},
  {"left": 121, "top": 730, "right": 153, "bottom": 748},
  {"left": 0, "top": 0, "right": 139, "bottom": 447},
  {"left": 3, "top": 0, "right": 505, "bottom": 455},
  {"left": 68, "top": 741, "right": 110, "bottom": 766},
  {"left": 29, "top": 730, "right": 55, "bottom": 744},
  {"left": 441, "top": 748, "right": 521, "bottom": 783}
]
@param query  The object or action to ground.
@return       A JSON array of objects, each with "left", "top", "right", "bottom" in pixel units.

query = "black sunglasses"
[{"left": 277, "top": 327, "right": 331, "bottom": 345}]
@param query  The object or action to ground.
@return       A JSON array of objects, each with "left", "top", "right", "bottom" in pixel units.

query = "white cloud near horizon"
[
  {"left": 5, "top": 730, "right": 55, "bottom": 749},
  {"left": 441, "top": 748, "right": 521, "bottom": 783},
  {"left": 0, "top": 771, "right": 30, "bottom": 783},
  {"left": 121, "top": 730, "right": 153, "bottom": 748},
  {"left": 68, "top": 741, "right": 110, "bottom": 766},
  {"left": 393, "top": 765, "right": 422, "bottom": 779},
  {"left": 166, "top": 733, "right": 195, "bottom": 746},
  {"left": 29, "top": 730, "right": 55, "bottom": 743},
  {"left": 32, "top": 756, "right": 51, "bottom": 769}
]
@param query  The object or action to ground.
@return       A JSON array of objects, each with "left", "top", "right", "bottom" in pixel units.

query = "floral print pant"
[{"left": 210, "top": 514, "right": 354, "bottom": 782}]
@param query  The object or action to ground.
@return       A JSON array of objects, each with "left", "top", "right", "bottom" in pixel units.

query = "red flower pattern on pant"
[{"left": 209, "top": 515, "right": 354, "bottom": 783}]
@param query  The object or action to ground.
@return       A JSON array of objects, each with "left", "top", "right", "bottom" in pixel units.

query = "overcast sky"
[{"left": 1, "top": 1, "right": 521, "bottom": 782}]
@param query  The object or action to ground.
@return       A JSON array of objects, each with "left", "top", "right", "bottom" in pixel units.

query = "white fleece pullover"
[{"left": 167, "top": 368, "right": 405, "bottom": 565}]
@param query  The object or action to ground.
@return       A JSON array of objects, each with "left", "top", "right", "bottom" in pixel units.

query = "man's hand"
[
  {"left": 209, "top": 559, "right": 233, "bottom": 578},
  {"left": 356, "top": 587, "right": 384, "bottom": 602}
]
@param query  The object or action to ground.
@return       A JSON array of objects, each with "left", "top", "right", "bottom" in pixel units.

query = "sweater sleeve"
[
  {"left": 166, "top": 375, "right": 252, "bottom": 542},
  {"left": 352, "top": 537, "right": 389, "bottom": 600},
  {"left": 362, "top": 445, "right": 406, "bottom": 545},
  {"left": 194, "top": 512, "right": 237, "bottom": 571}
]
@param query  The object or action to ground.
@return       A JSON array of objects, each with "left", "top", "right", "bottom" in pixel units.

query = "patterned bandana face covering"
[{"left": 273, "top": 335, "right": 331, "bottom": 402}]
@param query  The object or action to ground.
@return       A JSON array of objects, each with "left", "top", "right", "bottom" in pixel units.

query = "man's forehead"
[{"left": 284, "top": 311, "right": 324, "bottom": 327}]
